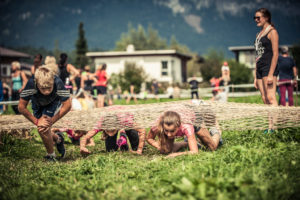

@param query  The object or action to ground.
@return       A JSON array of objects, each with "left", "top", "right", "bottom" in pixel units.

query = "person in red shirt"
[{"left": 95, "top": 64, "right": 108, "bottom": 107}]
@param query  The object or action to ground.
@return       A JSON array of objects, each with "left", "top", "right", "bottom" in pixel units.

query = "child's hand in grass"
[
  {"left": 130, "top": 150, "right": 142, "bottom": 155},
  {"left": 80, "top": 147, "right": 90, "bottom": 155}
]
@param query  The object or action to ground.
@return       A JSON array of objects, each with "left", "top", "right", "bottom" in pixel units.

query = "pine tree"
[{"left": 75, "top": 22, "right": 88, "bottom": 69}]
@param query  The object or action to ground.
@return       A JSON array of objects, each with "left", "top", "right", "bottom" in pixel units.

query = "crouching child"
[{"left": 18, "top": 66, "right": 71, "bottom": 161}]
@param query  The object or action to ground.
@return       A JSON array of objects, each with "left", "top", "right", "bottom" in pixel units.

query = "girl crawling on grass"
[
  {"left": 147, "top": 105, "right": 222, "bottom": 158},
  {"left": 51, "top": 128, "right": 95, "bottom": 146},
  {"left": 80, "top": 106, "right": 146, "bottom": 155}
]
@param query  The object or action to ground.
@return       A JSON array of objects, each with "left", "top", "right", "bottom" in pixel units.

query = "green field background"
[{"left": 1, "top": 96, "right": 300, "bottom": 200}]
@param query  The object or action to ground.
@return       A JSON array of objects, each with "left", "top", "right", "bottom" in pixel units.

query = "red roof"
[{"left": 0, "top": 46, "right": 31, "bottom": 58}]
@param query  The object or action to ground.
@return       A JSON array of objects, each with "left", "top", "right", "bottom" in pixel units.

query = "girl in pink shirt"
[
  {"left": 147, "top": 110, "right": 222, "bottom": 158},
  {"left": 51, "top": 128, "right": 95, "bottom": 146},
  {"left": 80, "top": 106, "right": 146, "bottom": 155}
]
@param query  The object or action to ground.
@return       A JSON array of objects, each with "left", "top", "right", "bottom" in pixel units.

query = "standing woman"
[
  {"left": 11, "top": 61, "right": 27, "bottom": 114},
  {"left": 254, "top": 8, "right": 279, "bottom": 105},
  {"left": 81, "top": 65, "right": 97, "bottom": 95},
  {"left": 58, "top": 53, "right": 79, "bottom": 94},
  {"left": 31, "top": 54, "right": 43, "bottom": 75},
  {"left": 95, "top": 64, "right": 108, "bottom": 107}
]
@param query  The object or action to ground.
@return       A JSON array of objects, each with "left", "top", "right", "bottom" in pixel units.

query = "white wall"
[
  {"left": 238, "top": 51, "right": 255, "bottom": 69},
  {"left": 94, "top": 55, "right": 183, "bottom": 83}
]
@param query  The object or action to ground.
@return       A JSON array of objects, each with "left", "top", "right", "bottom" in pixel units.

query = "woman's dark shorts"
[
  {"left": 96, "top": 86, "right": 107, "bottom": 95},
  {"left": 256, "top": 65, "right": 279, "bottom": 79}
]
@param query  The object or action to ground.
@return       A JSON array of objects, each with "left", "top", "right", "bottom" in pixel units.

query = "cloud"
[
  {"left": 71, "top": 8, "right": 82, "bottom": 15},
  {"left": 155, "top": 0, "right": 300, "bottom": 34},
  {"left": 19, "top": 11, "right": 31, "bottom": 20},
  {"left": 155, "top": 0, "right": 187, "bottom": 15},
  {"left": 34, "top": 13, "right": 45, "bottom": 25},
  {"left": 63, "top": 7, "right": 82, "bottom": 15},
  {"left": 183, "top": 14, "right": 203, "bottom": 33},
  {"left": 2, "top": 29, "right": 10, "bottom": 36}
]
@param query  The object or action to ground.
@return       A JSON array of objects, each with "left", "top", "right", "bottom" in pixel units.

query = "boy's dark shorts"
[{"left": 32, "top": 99, "right": 61, "bottom": 119}]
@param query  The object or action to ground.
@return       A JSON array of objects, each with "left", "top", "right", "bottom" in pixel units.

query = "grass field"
[{"left": 1, "top": 96, "right": 300, "bottom": 200}]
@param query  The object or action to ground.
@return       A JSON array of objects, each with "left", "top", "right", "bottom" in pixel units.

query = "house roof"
[
  {"left": 86, "top": 49, "right": 192, "bottom": 60},
  {"left": 0, "top": 46, "right": 32, "bottom": 58}
]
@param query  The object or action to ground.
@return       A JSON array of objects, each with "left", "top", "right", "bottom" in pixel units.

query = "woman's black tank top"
[
  {"left": 59, "top": 64, "right": 70, "bottom": 84},
  {"left": 256, "top": 30, "right": 273, "bottom": 68},
  {"left": 84, "top": 75, "right": 94, "bottom": 91}
]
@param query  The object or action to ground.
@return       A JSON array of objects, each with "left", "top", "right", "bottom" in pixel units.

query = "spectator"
[
  {"left": 151, "top": 79, "right": 160, "bottom": 101},
  {"left": 173, "top": 83, "right": 181, "bottom": 99},
  {"left": 11, "top": 61, "right": 28, "bottom": 114},
  {"left": 277, "top": 46, "right": 298, "bottom": 106},
  {"left": 95, "top": 64, "right": 108, "bottom": 108},
  {"left": 2, "top": 82, "right": 9, "bottom": 112},
  {"left": 253, "top": 8, "right": 279, "bottom": 106},
  {"left": 31, "top": 54, "right": 43, "bottom": 75},
  {"left": 0, "top": 80, "right": 3, "bottom": 114},
  {"left": 58, "top": 53, "right": 79, "bottom": 94},
  {"left": 166, "top": 83, "right": 174, "bottom": 99},
  {"left": 126, "top": 84, "right": 138, "bottom": 104},
  {"left": 189, "top": 76, "right": 199, "bottom": 99}
]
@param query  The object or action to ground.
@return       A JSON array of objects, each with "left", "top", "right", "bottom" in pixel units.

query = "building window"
[
  {"left": 1, "top": 64, "right": 11, "bottom": 77},
  {"left": 161, "top": 61, "right": 168, "bottom": 76}
]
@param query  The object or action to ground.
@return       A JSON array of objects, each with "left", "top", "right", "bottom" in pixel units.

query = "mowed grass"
[{"left": 1, "top": 96, "right": 300, "bottom": 200}]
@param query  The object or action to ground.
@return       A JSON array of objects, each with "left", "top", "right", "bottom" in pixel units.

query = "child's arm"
[
  {"left": 20, "top": 71, "right": 28, "bottom": 92},
  {"left": 146, "top": 128, "right": 161, "bottom": 151},
  {"left": 51, "top": 98, "right": 71, "bottom": 124},
  {"left": 80, "top": 130, "right": 98, "bottom": 154},
  {"left": 166, "top": 134, "right": 198, "bottom": 158},
  {"left": 131, "top": 128, "right": 146, "bottom": 154},
  {"left": 18, "top": 99, "right": 51, "bottom": 133},
  {"left": 18, "top": 98, "right": 38, "bottom": 125}
]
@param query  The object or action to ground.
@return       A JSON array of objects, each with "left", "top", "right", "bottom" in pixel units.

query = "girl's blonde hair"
[
  {"left": 34, "top": 66, "right": 55, "bottom": 88},
  {"left": 45, "top": 63, "right": 59, "bottom": 75},
  {"left": 44, "top": 56, "right": 56, "bottom": 65},
  {"left": 11, "top": 61, "right": 21, "bottom": 70},
  {"left": 157, "top": 111, "right": 181, "bottom": 154}
]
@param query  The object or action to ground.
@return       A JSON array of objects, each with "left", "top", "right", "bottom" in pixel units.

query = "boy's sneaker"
[
  {"left": 117, "top": 135, "right": 129, "bottom": 151},
  {"left": 263, "top": 129, "right": 275, "bottom": 134},
  {"left": 56, "top": 132, "right": 66, "bottom": 158},
  {"left": 44, "top": 155, "right": 57, "bottom": 162}
]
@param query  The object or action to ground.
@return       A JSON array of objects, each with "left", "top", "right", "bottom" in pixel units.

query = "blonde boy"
[{"left": 18, "top": 66, "right": 71, "bottom": 161}]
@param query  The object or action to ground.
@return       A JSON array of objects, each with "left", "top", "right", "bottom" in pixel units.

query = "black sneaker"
[
  {"left": 56, "top": 132, "right": 66, "bottom": 158},
  {"left": 44, "top": 155, "right": 57, "bottom": 162}
]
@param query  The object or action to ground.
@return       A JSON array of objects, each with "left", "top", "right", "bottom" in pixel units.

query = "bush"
[
  {"left": 118, "top": 62, "right": 147, "bottom": 93},
  {"left": 228, "top": 60, "right": 253, "bottom": 84}
]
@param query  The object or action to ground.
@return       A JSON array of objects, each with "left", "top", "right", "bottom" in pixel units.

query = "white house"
[
  {"left": 229, "top": 45, "right": 292, "bottom": 70},
  {"left": 86, "top": 45, "right": 192, "bottom": 83}
]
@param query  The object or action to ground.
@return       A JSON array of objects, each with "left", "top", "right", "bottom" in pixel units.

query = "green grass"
[{"left": 1, "top": 96, "right": 300, "bottom": 200}]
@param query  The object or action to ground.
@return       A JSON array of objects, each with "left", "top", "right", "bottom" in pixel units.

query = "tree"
[
  {"left": 170, "top": 35, "right": 191, "bottom": 54},
  {"left": 117, "top": 62, "right": 147, "bottom": 93},
  {"left": 200, "top": 49, "right": 224, "bottom": 82},
  {"left": 75, "top": 22, "right": 88, "bottom": 69},
  {"left": 115, "top": 24, "right": 167, "bottom": 51},
  {"left": 228, "top": 60, "right": 252, "bottom": 84}
]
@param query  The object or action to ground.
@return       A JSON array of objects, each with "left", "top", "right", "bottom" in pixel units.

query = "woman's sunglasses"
[{"left": 253, "top": 16, "right": 261, "bottom": 21}]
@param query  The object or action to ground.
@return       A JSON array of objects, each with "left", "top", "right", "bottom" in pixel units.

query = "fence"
[{"left": 1, "top": 80, "right": 299, "bottom": 106}]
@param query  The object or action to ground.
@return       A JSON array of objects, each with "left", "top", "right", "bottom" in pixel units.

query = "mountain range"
[{"left": 1, "top": 0, "right": 300, "bottom": 57}]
